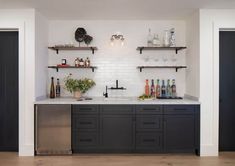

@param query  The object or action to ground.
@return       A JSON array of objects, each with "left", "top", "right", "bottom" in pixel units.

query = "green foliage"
[{"left": 64, "top": 74, "right": 95, "bottom": 93}]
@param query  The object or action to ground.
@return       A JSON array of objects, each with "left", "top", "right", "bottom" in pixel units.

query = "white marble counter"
[{"left": 34, "top": 97, "right": 200, "bottom": 105}]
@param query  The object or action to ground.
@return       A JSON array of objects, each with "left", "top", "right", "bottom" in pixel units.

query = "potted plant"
[{"left": 64, "top": 74, "right": 95, "bottom": 99}]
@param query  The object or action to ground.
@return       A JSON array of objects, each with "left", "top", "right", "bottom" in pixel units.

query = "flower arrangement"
[{"left": 64, "top": 74, "right": 95, "bottom": 96}]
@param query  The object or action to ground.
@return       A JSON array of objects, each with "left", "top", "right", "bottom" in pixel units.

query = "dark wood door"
[
  {"left": 219, "top": 31, "right": 235, "bottom": 151},
  {"left": 0, "top": 31, "right": 19, "bottom": 151},
  {"left": 164, "top": 115, "right": 195, "bottom": 153},
  {"left": 100, "top": 115, "right": 134, "bottom": 152}
]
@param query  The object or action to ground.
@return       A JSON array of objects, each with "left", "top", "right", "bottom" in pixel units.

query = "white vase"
[{"left": 73, "top": 90, "right": 82, "bottom": 99}]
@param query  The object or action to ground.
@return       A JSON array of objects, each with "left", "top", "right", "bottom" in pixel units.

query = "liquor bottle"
[
  {"left": 79, "top": 58, "right": 84, "bottom": 67},
  {"left": 50, "top": 77, "right": 55, "bottom": 98},
  {"left": 147, "top": 28, "right": 153, "bottom": 47},
  {"left": 169, "top": 28, "right": 176, "bottom": 47},
  {"left": 156, "top": 79, "right": 161, "bottom": 98},
  {"left": 166, "top": 79, "right": 172, "bottom": 97},
  {"left": 56, "top": 78, "right": 61, "bottom": 97},
  {"left": 145, "top": 79, "right": 150, "bottom": 96},
  {"left": 171, "top": 79, "right": 177, "bottom": 97},
  {"left": 161, "top": 80, "right": 166, "bottom": 97},
  {"left": 150, "top": 79, "right": 155, "bottom": 97}
]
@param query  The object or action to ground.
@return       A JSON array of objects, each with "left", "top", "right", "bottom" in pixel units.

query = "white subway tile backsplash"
[{"left": 48, "top": 20, "right": 186, "bottom": 97}]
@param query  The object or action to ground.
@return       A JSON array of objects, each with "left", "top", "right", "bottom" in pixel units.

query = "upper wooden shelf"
[
  {"left": 136, "top": 46, "right": 187, "bottom": 54},
  {"left": 48, "top": 66, "right": 97, "bottom": 72},
  {"left": 48, "top": 46, "right": 98, "bottom": 54}
]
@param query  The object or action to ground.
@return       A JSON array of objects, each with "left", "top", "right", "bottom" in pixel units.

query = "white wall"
[
  {"left": 185, "top": 11, "right": 200, "bottom": 98},
  {"left": 199, "top": 9, "right": 235, "bottom": 156},
  {"left": 48, "top": 20, "right": 186, "bottom": 97},
  {"left": 0, "top": 9, "right": 35, "bottom": 156},
  {"left": 35, "top": 11, "right": 49, "bottom": 99}
]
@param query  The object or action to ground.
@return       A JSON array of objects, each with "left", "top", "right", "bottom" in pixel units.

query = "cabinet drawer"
[
  {"left": 72, "top": 105, "right": 98, "bottom": 115},
  {"left": 136, "top": 105, "right": 163, "bottom": 114},
  {"left": 100, "top": 105, "right": 134, "bottom": 115},
  {"left": 136, "top": 115, "right": 163, "bottom": 131},
  {"left": 73, "top": 132, "right": 98, "bottom": 147},
  {"left": 73, "top": 116, "right": 98, "bottom": 130},
  {"left": 136, "top": 132, "right": 163, "bottom": 152},
  {"left": 164, "top": 105, "right": 194, "bottom": 114}
]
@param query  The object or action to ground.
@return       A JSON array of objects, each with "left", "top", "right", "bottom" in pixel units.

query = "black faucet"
[
  {"left": 109, "top": 80, "right": 126, "bottom": 90},
  {"left": 103, "top": 86, "right": 108, "bottom": 98}
]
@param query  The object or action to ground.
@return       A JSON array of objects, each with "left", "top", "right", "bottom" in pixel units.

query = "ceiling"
[{"left": 0, "top": 0, "right": 235, "bottom": 20}]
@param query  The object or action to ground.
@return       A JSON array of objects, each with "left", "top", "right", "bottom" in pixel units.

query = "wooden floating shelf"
[
  {"left": 137, "top": 66, "right": 187, "bottom": 72},
  {"left": 48, "top": 66, "right": 97, "bottom": 72},
  {"left": 136, "top": 46, "right": 187, "bottom": 54},
  {"left": 48, "top": 46, "right": 98, "bottom": 54}
]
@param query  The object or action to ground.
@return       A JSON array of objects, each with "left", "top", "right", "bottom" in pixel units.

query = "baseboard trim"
[
  {"left": 19, "top": 144, "right": 34, "bottom": 156},
  {"left": 200, "top": 144, "right": 218, "bottom": 156}
]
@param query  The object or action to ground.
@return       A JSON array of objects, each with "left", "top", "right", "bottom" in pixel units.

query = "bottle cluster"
[
  {"left": 75, "top": 57, "right": 91, "bottom": 67},
  {"left": 50, "top": 77, "right": 61, "bottom": 98},
  {"left": 145, "top": 79, "right": 177, "bottom": 98}
]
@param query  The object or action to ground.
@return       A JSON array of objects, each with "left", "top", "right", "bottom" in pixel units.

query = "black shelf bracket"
[
  {"left": 139, "top": 47, "right": 144, "bottom": 54},
  {"left": 56, "top": 67, "right": 59, "bottom": 72},
  {"left": 92, "top": 67, "right": 95, "bottom": 72},
  {"left": 139, "top": 67, "right": 143, "bottom": 72},
  {"left": 175, "top": 48, "right": 178, "bottom": 54},
  {"left": 91, "top": 47, "right": 95, "bottom": 54},
  {"left": 56, "top": 49, "right": 59, "bottom": 54}
]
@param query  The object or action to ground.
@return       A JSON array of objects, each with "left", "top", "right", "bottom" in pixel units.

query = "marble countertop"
[{"left": 34, "top": 97, "right": 200, "bottom": 105}]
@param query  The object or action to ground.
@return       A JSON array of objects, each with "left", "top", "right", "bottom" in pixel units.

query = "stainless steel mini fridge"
[{"left": 35, "top": 104, "right": 72, "bottom": 155}]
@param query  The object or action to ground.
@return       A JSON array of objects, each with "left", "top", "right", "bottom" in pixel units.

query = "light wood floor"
[{"left": 0, "top": 152, "right": 235, "bottom": 166}]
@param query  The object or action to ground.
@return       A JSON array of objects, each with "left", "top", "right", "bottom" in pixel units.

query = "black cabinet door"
[
  {"left": 100, "top": 115, "right": 135, "bottom": 152},
  {"left": 164, "top": 115, "right": 195, "bottom": 153}
]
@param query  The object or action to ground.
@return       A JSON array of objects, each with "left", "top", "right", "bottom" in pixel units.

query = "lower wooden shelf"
[
  {"left": 48, "top": 66, "right": 97, "bottom": 72},
  {"left": 137, "top": 66, "right": 187, "bottom": 72}
]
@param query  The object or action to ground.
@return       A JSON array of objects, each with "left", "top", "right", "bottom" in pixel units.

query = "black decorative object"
[
  {"left": 84, "top": 35, "right": 93, "bottom": 46},
  {"left": 75, "top": 27, "right": 93, "bottom": 47}
]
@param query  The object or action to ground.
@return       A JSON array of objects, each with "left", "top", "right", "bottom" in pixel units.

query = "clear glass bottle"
[
  {"left": 156, "top": 79, "right": 161, "bottom": 98},
  {"left": 147, "top": 28, "right": 153, "bottom": 47},
  {"left": 152, "top": 34, "right": 161, "bottom": 47},
  {"left": 56, "top": 78, "right": 61, "bottom": 97},
  {"left": 171, "top": 79, "right": 177, "bottom": 97},
  {"left": 169, "top": 28, "right": 176, "bottom": 47},
  {"left": 163, "top": 30, "right": 170, "bottom": 47},
  {"left": 166, "top": 79, "right": 172, "bottom": 97}
]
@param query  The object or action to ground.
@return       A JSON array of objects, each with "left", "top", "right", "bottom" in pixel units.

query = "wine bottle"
[
  {"left": 56, "top": 78, "right": 61, "bottom": 97},
  {"left": 161, "top": 80, "right": 166, "bottom": 97},
  {"left": 145, "top": 79, "right": 150, "bottom": 96},
  {"left": 50, "top": 77, "right": 55, "bottom": 98},
  {"left": 156, "top": 79, "right": 161, "bottom": 98},
  {"left": 150, "top": 79, "right": 155, "bottom": 97},
  {"left": 172, "top": 79, "right": 177, "bottom": 97}
]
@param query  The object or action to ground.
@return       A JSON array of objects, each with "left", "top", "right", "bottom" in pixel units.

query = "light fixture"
[{"left": 110, "top": 34, "right": 125, "bottom": 46}]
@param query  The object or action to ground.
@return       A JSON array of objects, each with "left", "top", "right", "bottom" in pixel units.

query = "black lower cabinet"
[
  {"left": 100, "top": 115, "right": 134, "bottom": 152},
  {"left": 163, "top": 105, "right": 200, "bottom": 155},
  {"left": 72, "top": 105, "right": 99, "bottom": 153},
  {"left": 72, "top": 104, "right": 200, "bottom": 155},
  {"left": 100, "top": 105, "right": 135, "bottom": 152}
]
